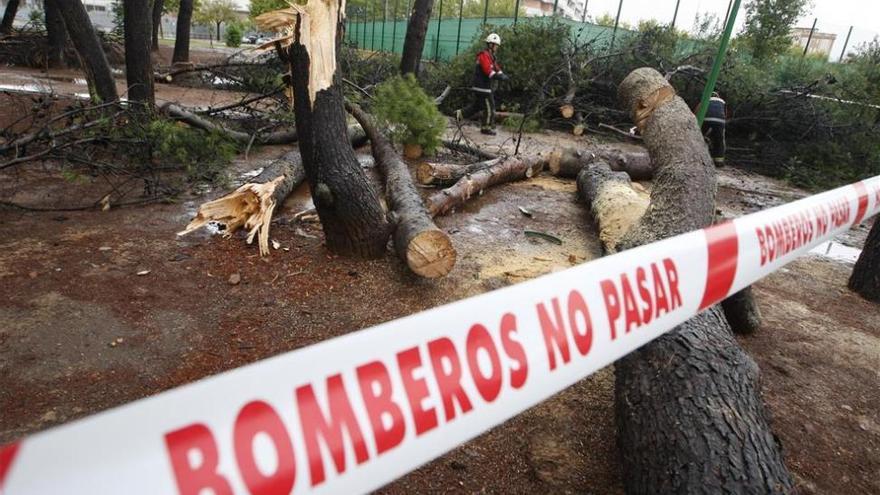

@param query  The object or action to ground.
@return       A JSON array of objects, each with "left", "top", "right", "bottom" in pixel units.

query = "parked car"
[{"left": 244, "top": 34, "right": 259, "bottom": 44}]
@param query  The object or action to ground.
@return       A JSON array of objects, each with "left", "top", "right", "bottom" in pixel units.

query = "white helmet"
[{"left": 486, "top": 33, "right": 501, "bottom": 46}]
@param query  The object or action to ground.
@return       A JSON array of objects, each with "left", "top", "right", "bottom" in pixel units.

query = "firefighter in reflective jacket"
[
  {"left": 468, "top": 33, "right": 508, "bottom": 135},
  {"left": 700, "top": 92, "right": 728, "bottom": 165}
]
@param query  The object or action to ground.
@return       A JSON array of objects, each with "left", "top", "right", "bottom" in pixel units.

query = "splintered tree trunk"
[
  {"left": 348, "top": 103, "right": 456, "bottom": 277},
  {"left": 849, "top": 218, "right": 880, "bottom": 302},
  {"left": 426, "top": 155, "right": 545, "bottom": 217},
  {"left": 172, "top": 0, "right": 193, "bottom": 64},
  {"left": 123, "top": 0, "right": 155, "bottom": 107},
  {"left": 45, "top": 0, "right": 67, "bottom": 69},
  {"left": 0, "top": 0, "right": 20, "bottom": 34},
  {"left": 399, "top": 0, "right": 433, "bottom": 75},
  {"left": 55, "top": 0, "right": 118, "bottom": 103},
  {"left": 152, "top": 0, "right": 164, "bottom": 52},
  {"left": 258, "top": 2, "right": 390, "bottom": 257},
  {"left": 613, "top": 68, "right": 792, "bottom": 493}
]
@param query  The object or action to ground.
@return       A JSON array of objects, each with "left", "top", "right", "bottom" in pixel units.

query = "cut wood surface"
[
  {"left": 612, "top": 67, "right": 793, "bottom": 493},
  {"left": 178, "top": 151, "right": 305, "bottom": 255},
  {"left": 426, "top": 155, "right": 546, "bottom": 217},
  {"left": 347, "top": 102, "right": 456, "bottom": 278}
]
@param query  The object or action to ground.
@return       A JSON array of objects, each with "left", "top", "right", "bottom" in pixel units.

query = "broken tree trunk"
[
  {"left": 848, "top": 217, "right": 880, "bottom": 302},
  {"left": 417, "top": 158, "right": 501, "bottom": 187},
  {"left": 576, "top": 161, "right": 649, "bottom": 252},
  {"left": 347, "top": 102, "right": 456, "bottom": 278},
  {"left": 549, "top": 146, "right": 654, "bottom": 181},
  {"left": 612, "top": 68, "right": 792, "bottom": 493},
  {"left": 178, "top": 151, "right": 305, "bottom": 255},
  {"left": 426, "top": 155, "right": 545, "bottom": 217},
  {"left": 257, "top": 3, "right": 390, "bottom": 258}
]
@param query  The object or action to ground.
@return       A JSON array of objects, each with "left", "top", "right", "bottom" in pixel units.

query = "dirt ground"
[{"left": 1, "top": 73, "right": 879, "bottom": 494}]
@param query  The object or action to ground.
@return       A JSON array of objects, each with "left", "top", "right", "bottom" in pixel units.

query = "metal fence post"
[
  {"left": 839, "top": 25, "right": 853, "bottom": 62},
  {"left": 609, "top": 0, "right": 623, "bottom": 53},
  {"left": 434, "top": 0, "right": 443, "bottom": 61},
  {"left": 697, "top": 0, "right": 741, "bottom": 126},
  {"left": 362, "top": 7, "right": 368, "bottom": 48},
  {"left": 514, "top": 0, "right": 521, "bottom": 26},
  {"left": 553, "top": 0, "right": 559, "bottom": 15},
  {"left": 671, "top": 0, "right": 680, "bottom": 30},
  {"left": 581, "top": 0, "right": 588, "bottom": 22},
  {"left": 456, "top": 0, "right": 464, "bottom": 53},
  {"left": 721, "top": 0, "right": 733, "bottom": 31},
  {"left": 391, "top": 0, "right": 399, "bottom": 52},
  {"left": 371, "top": 0, "right": 377, "bottom": 50},
  {"left": 381, "top": 0, "right": 387, "bottom": 51},
  {"left": 802, "top": 17, "right": 817, "bottom": 57},
  {"left": 482, "top": 0, "right": 488, "bottom": 25}
]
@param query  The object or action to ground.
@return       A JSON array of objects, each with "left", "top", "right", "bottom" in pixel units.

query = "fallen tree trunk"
[
  {"left": 442, "top": 140, "right": 497, "bottom": 160},
  {"left": 549, "top": 146, "right": 654, "bottom": 181},
  {"left": 612, "top": 68, "right": 792, "bottom": 493},
  {"left": 178, "top": 151, "right": 305, "bottom": 255},
  {"left": 347, "top": 102, "right": 456, "bottom": 278},
  {"left": 848, "top": 217, "right": 880, "bottom": 302},
  {"left": 576, "top": 161, "right": 648, "bottom": 252},
  {"left": 426, "top": 155, "right": 545, "bottom": 217},
  {"left": 417, "top": 158, "right": 501, "bottom": 187},
  {"left": 162, "top": 103, "right": 298, "bottom": 145}
]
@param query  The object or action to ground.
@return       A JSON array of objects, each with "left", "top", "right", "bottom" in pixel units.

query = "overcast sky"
[{"left": 582, "top": 0, "right": 879, "bottom": 60}]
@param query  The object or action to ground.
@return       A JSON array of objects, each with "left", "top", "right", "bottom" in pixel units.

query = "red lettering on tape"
[
  {"left": 699, "top": 222, "right": 738, "bottom": 310},
  {"left": 536, "top": 297, "right": 571, "bottom": 369},
  {"left": 499, "top": 313, "right": 528, "bottom": 389},
  {"left": 536, "top": 291, "right": 594, "bottom": 368},
  {"left": 396, "top": 347, "right": 439, "bottom": 436},
  {"left": 602, "top": 260, "right": 682, "bottom": 340},
  {"left": 0, "top": 442, "right": 21, "bottom": 492},
  {"left": 427, "top": 338, "right": 473, "bottom": 421},
  {"left": 853, "top": 181, "right": 870, "bottom": 226},
  {"left": 165, "top": 424, "right": 233, "bottom": 495},
  {"left": 356, "top": 361, "right": 406, "bottom": 455},
  {"left": 465, "top": 324, "right": 503, "bottom": 402},
  {"left": 297, "top": 375, "right": 369, "bottom": 486},
  {"left": 233, "top": 401, "right": 297, "bottom": 495}
]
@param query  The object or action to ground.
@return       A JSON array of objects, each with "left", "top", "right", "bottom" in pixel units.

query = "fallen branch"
[
  {"left": 162, "top": 102, "right": 298, "bottom": 145},
  {"left": 426, "top": 155, "right": 546, "bottom": 217},
  {"left": 434, "top": 85, "right": 452, "bottom": 105},
  {"left": 177, "top": 151, "right": 305, "bottom": 256},
  {"left": 347, "top": 102, "right": 456, "bottom": 278},
  {"left": 416, "top": 158, "right": 501, "bottom": 187},
  {"left": 442, "top": 140, "right": 498, "bottom": 161}
]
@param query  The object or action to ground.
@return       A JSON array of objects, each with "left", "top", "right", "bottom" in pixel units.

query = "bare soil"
[{"left": 1, "top": 77, "right": 878, "bottom": 494}]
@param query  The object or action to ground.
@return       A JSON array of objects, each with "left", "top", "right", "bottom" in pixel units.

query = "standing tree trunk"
[
  {"left": 216, "top": 21, "right": 221, "bottom": 42},
  {"left": 257, "top": 3, "right": 390, "bottom": 258},
  {"left": 0, "top": 0, "right": 20, "bottom": 34},
  {"left": 399, "top": 0, "right": 433, "bottom": 75},
  {"left": 45, "top": 0, "right": 67, "bottom": 69},
  {"left": 123, "top": 0, "right": 155, "bottom": 107},
  {"left": 54, "top": 0, "right": 118, "bottom": 103},
  {"left": 612, "top": 68, "right": 792, "bottom": 493},
  {"left": 151, "top": 0, "right": 164, "bottom": 52},
  {"left": 172, "top": 0, "right": 194, "bottom": 64},
  {"left": 849, "top": 218, "right": 880, "bottom": 302}
]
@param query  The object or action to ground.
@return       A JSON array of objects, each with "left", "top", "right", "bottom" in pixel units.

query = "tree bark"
[
  {"left": 576, "top": 161, "right": 649, "bottom": 253},
  {"left": 848, "top": 217, "right": 880, "bottom": 302},
  {"left": 442, "top": 140, "right": 497, "bottom": 161},
  {"left": 162, "top": 103, "right": 298, "bottom": 144},
  {"left": 45, "top": 0, "right": 67, "bottom": 69},
  {"left": 549, "top": 146, "right": 654, "bottom": 181},
  {"left": 399, "top": 0, "right": 434, "bottom": 75},
  {"left": 172, "top": 0, "right": 193, "bottom": 64},
  {"left": 0, "top": 0, "right": 19, "bottom": 34},
  {"left": 426, "top": 155, "right": 545, "bottom": 217},
  {"left": 348, "top": 102, "right": 457, "bottom": 278},
  {"left": 179, "top": 151, "right": 306, "bottom": 256},
  {"left": 123, "top": 0, "right": 155, "bottom": 107},
  {"left": 54, "top": 0, "right": 118, "bottom": 103},
  {"left": 417, "top": 158, "right": 501, "bottom": 187},
  {"left": 613, "top": 68, "right": 792, "bottom": 493},
  {"left": 151, "top": 0, "right": 164, "bottom": 52},
  {"left": 259, "top": 2, "right": 390, "bottom": 258},
  {"left": 721, "top": 288, "right": 763, "bottom": 334}
]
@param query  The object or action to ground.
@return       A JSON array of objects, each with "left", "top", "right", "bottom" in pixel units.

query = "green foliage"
[
  {"left": 740, "top": 0, "right": 811, "bottom": 61},
  {"left": 194, "top": 0, "right": 238, "bottom": 38},
  {"left": 371, "top": 74, "right": 446, "bottom": 154},
  {"left": 225, "top": 23, "right": 242, "bottom": 47},
  {"left": 111, "top": 0, "right": 124, "bottom": 37},
  {"left": 250, "top": 0, "right": 288, "bottom": 18},
  {"left": 501, "top": 114, "right": 541, "bottom": 133},
  {"left": 145, "top": 120, "right": 238, "bottom": 183}
]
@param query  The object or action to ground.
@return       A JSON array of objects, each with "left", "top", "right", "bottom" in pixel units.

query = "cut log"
[
  {"left": 347, "top": 102, "right": 456, "bottom": 278},
  {"left": 417, "top": 158, "right": 501, "bottom": 187},
  {"left": 426, "top": 155, "right": 546, "bottom": 217},
  {"left": 178, "top": 151, "right": 305, "bottom": 256},
  {"left": 848, "top": 217, "right": 880, "bottom": 302},
  {"left": 548, "top": 146, "right": 654, "bottom": 181},
  {"left": 442, "top": 140, "right": 497, "bottom": 161},
  {"left": 576, "top": 161, "right": 648, "bottom": 253},
  {"left": 612, "top": 68, "right": 792, "bottom": 493}
]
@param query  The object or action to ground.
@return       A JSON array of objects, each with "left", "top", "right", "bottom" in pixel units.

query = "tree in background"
[
  {"left": 194, "top": 0, "right": 237, "bottom": 45},
  {"left": 400, "top": 0, "right": 434, "bottom": 74},
  {"left": 249, "top": 0, "right": 286, "bottom": 18},
  {"left": 54, "top": 0, "right": 118, "bottom": 102},
  {"left": 172, "top": 0, "right": 195, "bottom": 64},
  {"left": 45, "top": 0, "right": 67, "bottom": 69},
  {"left": 151, "top": 0, "right": 165, "bottom": 51},
  {"left": 740, "top": 0, "right": 810, "bottom": 61},
  {"left": 0, "top": 0, "right": 20, "bottom": 34},
  {"left": 123, "top": 0, "right": 155, "bottom": 107}
]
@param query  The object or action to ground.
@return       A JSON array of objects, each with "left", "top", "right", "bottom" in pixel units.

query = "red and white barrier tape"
[{"left": 2, "top": 176, "right": 879, "bottom": 495}]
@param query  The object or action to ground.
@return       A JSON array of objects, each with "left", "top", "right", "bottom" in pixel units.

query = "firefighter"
[
  {"left": 468, "top": 33, "right": 508, "bottom": 135},
  {"left": 701, "top": 92, "right": 728, "bottom": 165}
]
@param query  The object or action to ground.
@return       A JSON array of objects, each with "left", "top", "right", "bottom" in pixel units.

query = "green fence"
[{"left": 344, "top": 16, "right": 704, "bottom": 62}]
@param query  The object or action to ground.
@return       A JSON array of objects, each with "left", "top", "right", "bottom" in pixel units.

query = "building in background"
[
  {"left": 521, "top": 0, "right": 586, "bottom": 21},
  {"left": 791, "top": 27, "right": 837, "bottom": 59}
]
